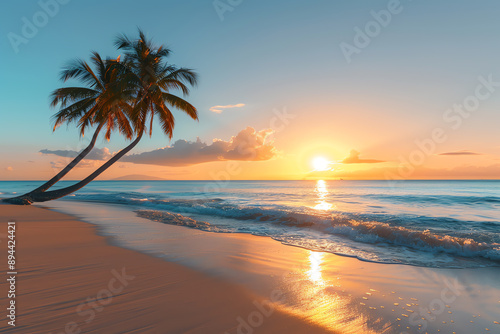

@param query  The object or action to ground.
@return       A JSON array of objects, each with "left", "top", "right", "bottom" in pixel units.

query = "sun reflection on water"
[
  {"left": 307, "top": 251, "right": 325, "bottom": 284},
  {"left": 313, "top": 180, "right": 334, "bottom": 211},
  {"left": 273, "top": 250, "right": 381, "bottom": 333}
]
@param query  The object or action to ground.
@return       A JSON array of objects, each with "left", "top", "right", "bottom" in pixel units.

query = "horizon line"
[{"left": 1, "top": 179, "right": 500, "bottom": 182}]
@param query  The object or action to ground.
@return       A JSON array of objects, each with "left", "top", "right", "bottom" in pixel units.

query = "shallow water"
[{"left": 2, "top": 180, "right": 499, "bottom": 268}]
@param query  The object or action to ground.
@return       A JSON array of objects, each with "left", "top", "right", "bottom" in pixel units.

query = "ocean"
[{"left": 1, "top": 180, "right": 499, "bottom": 268}]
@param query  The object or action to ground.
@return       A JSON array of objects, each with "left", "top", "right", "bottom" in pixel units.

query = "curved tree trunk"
[
  {"left": 26, "top": 134, "right": 143, "bottom": 203},
  {"left": 3, "top": 124, "right": 104, "bottom": 205}
]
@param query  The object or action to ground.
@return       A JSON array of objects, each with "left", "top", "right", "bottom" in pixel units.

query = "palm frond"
[
  {"left": 161, "top": 93, "right": 198, "bottom": 120},
  {"left": 153, "top": 101, "right": 175, "bottom": 138},
  {"left": 50, "top": 87, "right": 99, "bottom": 108}
]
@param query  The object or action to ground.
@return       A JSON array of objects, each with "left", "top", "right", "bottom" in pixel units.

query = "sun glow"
[{"left": 312, "top": 156, "right": 330, "bottom": 171}]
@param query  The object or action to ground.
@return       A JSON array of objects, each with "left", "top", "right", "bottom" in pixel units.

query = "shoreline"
[
  {"left": 0, "top": 204, "right": 332, "bottom": 334},
  {"left": 1, "top": 201, "right": 500, "bottom": 333}
]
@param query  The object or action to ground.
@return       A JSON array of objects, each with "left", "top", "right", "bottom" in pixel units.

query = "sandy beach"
[
  {"left": 1, "top": 201, "right": 499, "bottom": 333},
  {"left": 0, "top": 204, "right": 333, "bottom": 334}
]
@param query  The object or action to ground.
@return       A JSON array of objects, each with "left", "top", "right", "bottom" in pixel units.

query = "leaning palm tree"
[
  {"left": 5, "top": 52, "right": 134, "bottom": 205},
  {"left": 8, "top": 29, "right": 198, "bottom": 204},
  {"left": 114, "top": 29, "right": 198, "bottom": 138}
]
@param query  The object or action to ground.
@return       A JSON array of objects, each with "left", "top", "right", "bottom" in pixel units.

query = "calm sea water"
[{"left": 1, "top": 180, "right": 499, "bottom": 268}]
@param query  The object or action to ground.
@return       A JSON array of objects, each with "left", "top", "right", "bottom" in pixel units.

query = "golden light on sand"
[
  {"left": 274, "top": 249, "right": 380, "bottom": 334},
  {"left": 307, "top": 251, "right": 325, "bottom": 283},
  {"left": 312, "top": 156, "right": 330, "bottom": 171}
]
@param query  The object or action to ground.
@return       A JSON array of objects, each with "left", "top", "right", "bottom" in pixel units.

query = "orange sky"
[
  {"left": 2, "top": 102, "right": 499, "bottom": 181},
  {"left": 2, "top": 2, "right": 500, "bottom": 181}
]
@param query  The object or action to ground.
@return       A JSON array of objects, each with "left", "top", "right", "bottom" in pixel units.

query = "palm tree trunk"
[
  {"left": 36, "top": 123, "right": 104, "bottom": 192},
  {"left": 3, "top": 124, "right": 104, "bottom": 205},
  {"left": 27, "top": 134, "right": 143, "bottom": 203}
]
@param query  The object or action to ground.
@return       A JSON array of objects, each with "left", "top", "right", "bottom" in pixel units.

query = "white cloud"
[{"left": 209, "top": 103, "right": 245, "bottom": 113}]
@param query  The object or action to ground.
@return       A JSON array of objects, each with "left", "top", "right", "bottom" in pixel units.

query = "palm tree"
[
  {"left": 5, "top": 52, "right": 134, "bottom": 205},
  {"left": 6, "top": 29, "right": 198, "bottom": 204},
  {"left": 114, "top": 29, "right": 198, "bottom": 138}
]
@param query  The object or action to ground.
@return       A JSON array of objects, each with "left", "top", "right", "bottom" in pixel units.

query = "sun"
[{"left": 312, "top": 156, "right": 330, "bottom": 171}]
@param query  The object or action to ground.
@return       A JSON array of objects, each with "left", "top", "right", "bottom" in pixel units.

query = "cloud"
[
  {"left": 50, "top": 160, "right": 97, "bottom": 169},
  {"left": 329, "top": 163, "right": 500, "bottom": 180},
  {"left": 438, "top": 150, "right": 482, "bottom": 156},
  {"left": 5, "top": 167, "right": 13, "bottom": 171},
  {"left": 123, "top": 127, "right": 277, "bottom": 166},
  {"left": 39, "top": 127, "right": 277, "bottom": 167},
  {"left": 40, "top": 148, "right": 112, "bottom": 161},
  {"left": 341, "top": 150, "right": 385, "bottom": 164},
  {"left": 209, "top": 103, "right": 245, "bottom": 113}
]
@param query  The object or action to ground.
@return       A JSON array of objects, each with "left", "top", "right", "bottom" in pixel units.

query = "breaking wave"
[{"left": 64, "top": 192, "right": 500, "bottom": 268}]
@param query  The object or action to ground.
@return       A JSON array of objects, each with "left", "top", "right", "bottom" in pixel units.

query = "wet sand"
[
  {"left": 1, "top": 202, "right": 499, "bottom": 333},
  {"left": 0, "top": 204, "right": 331, "bottom": 334}
]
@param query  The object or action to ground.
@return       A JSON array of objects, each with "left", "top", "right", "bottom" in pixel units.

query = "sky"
[{"left": 1, "top": 0, "right": 500, "bottom": 180}]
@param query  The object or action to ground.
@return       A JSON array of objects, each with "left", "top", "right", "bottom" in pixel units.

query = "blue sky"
[{"left": 1, "top": 0, "right": 500, "bottom": 180}]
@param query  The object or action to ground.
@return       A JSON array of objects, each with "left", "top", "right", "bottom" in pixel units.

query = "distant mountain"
[{"left": 110, "top": 174, "right": 166, "bottom": 181}]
